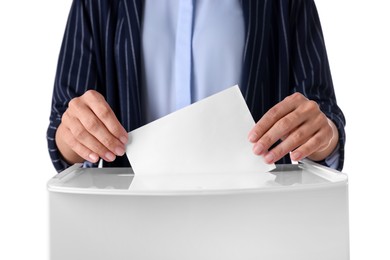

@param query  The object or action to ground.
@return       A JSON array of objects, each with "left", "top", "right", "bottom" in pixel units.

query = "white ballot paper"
[{"left": 126, "top": 85, "right": 275, "bottom": 179}]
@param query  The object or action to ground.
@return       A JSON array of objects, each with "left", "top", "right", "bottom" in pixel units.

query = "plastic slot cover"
[{"left": 47, "top": 160, "right": 347, "bottom": 196}]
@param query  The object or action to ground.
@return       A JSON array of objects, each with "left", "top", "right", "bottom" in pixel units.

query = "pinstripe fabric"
[{"left": 47, "top": 0, "right": 346, "bottom": 172}]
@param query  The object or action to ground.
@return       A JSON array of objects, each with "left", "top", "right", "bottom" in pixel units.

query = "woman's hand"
[
  {"left": 248, "top": 92, "right": 339, "bottom": 164},
  {"left": 56, "top": 90, "right": 128, "bottom": 164}
]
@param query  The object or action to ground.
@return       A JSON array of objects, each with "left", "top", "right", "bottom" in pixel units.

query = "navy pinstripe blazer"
[{"left": 47, "top": 0, "right": 346, "bottom": 172}]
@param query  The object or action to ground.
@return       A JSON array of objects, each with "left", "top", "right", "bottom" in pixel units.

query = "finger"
[
  {"left": 60, "top": 121, "right": 100, "bottom": 163},
  {"left": 248, "top": 93, "right": 306, "bottom": 143},
  {"left": 68, "top": 97, "right": 126, "bottom": 157},
  {"left": 290, "top": 131, "right": 325, "bottom": 161},
  {"left": 291, "top": 120, "right": 334, "bottom": 161},
  {"left": 252, "top": 111, "right": 304, "bottom": 156},
  {"left": 84, "top": 90, "right": 128, "bottom": 144},
  {"left": 62, "top": 112, "right": 117, "bottom": 162},
  {"left": 262, "top": 124, "right": 317, "bottom": 163}
]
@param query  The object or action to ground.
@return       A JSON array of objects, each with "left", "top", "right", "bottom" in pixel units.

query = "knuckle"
[
  {"left": 267, "top": 106, "right": 280, "bottom": 121},
  {"left": 291, "top": 130, "right": 304, "bottom": 143},
  {"left": 305, "top": 100, "right": 320, "bottom": 112},
  {"left": 61, "top": 111, "right": 70, "bottom": 124},
  {"left": 101, "top": 136, "right": 116, "bottom": 149},
  {"left": 288, "top": 92, "right": 305, "bottom": 102},
  {"left": 89, "top": 144, "right": 107, "bottom": 158},
  {"left": 68, "top": 97, "right": 80, "bottom": 109},
  {"left": 277, "top": 117, "right": 292, "bottom": 132},
  {"left": 261, "top": 134, "right": 274, "bottom": 148},
  {"left": 97, "top": 106, "right": 111, "bottom": 120},
  {"left": 83, "top": 117, "right": 100, "bottom": 132},
  {"left": 110, "top": 124, "right": 123, "bottom": 136},
  {"left": 290, "top": 92, "right": 300, "bottom": 100},
  {"left": 250, "top": 124, "right": 262, "bottom": 139},
  {"left": 84, "top": 89, "right": 100, "bottom": 99},
  {"left": 73, "top": 127, "right": 88, "bottom": 140},
  {"left": 273, "top": 147, "right": 286, "bottom": 160}
]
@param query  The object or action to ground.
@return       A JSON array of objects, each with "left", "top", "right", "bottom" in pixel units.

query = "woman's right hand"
[{"left": 55, "top": 90, "right": 128, "bottom": 164}]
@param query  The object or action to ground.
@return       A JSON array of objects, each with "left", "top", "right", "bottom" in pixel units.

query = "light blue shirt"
[{"left": 141, "top": 0, "right": 245, "bottom": 123}]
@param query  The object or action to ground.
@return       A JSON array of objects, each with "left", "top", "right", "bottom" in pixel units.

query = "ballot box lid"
[{"left": 47, "top": 159, "right": 347, "bottom": 196}]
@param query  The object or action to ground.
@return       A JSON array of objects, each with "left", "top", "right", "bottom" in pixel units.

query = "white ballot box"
[{"left": 47, "top": 160, "right": 349, "bottom": 260}]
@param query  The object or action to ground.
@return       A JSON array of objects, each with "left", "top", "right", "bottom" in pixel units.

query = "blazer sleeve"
[
  {"left": 47, "top": 0, "right": 99, "bottom": 172},
  {"left": 289, "top": 0, "right": 346, "bottom": 170}
]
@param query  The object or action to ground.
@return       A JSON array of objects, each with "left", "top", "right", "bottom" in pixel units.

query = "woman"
[{"left": 47, "top": 0, "right": 345, "bottom": 172}]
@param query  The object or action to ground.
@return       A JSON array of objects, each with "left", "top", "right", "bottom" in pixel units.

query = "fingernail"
[
  {"left": 265, "top": 152, "right": 275, "bottom": 163},
  {"left": 120, "top": 135, "right": 128, "bottom": 144},
  {"left": 105, "top": 152, "right": 116, "bottom": 162},
  {"left": 253, "top": 143, "right": 264, "bottom": 155},
  {"left": 115, "top": 146, "right": 125, "bottom": 156},
  {"left": 89, "top": 153, "right": 99, "bottom": 163},
  {"left": 291, "top": 151, "right": 302, "bottom": 161},
  {"left": 248, "top": 133, "right": 258, "bottom": 142}
]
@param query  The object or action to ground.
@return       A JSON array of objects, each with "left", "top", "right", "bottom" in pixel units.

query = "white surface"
[
  {"left": 48, "top": 164, "right": 349, "bottom": 260},
  {"left": 50, "top": 187, "right": 349, "bottom": 260},
  {"left": 127, "top": 86, "right": 274, "bottom": 175},
  {"left": 0, "top": 1, "right": 389, "bottom": 259}
]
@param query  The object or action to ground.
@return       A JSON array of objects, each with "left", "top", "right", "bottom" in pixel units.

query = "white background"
[{"left": 0, "top": 0, "right": 389, "bottom": 259}]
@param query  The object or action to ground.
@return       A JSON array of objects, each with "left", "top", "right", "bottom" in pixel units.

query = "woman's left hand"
[{"left": 248, "top": 92, "right": 339, "bottom": 164}]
